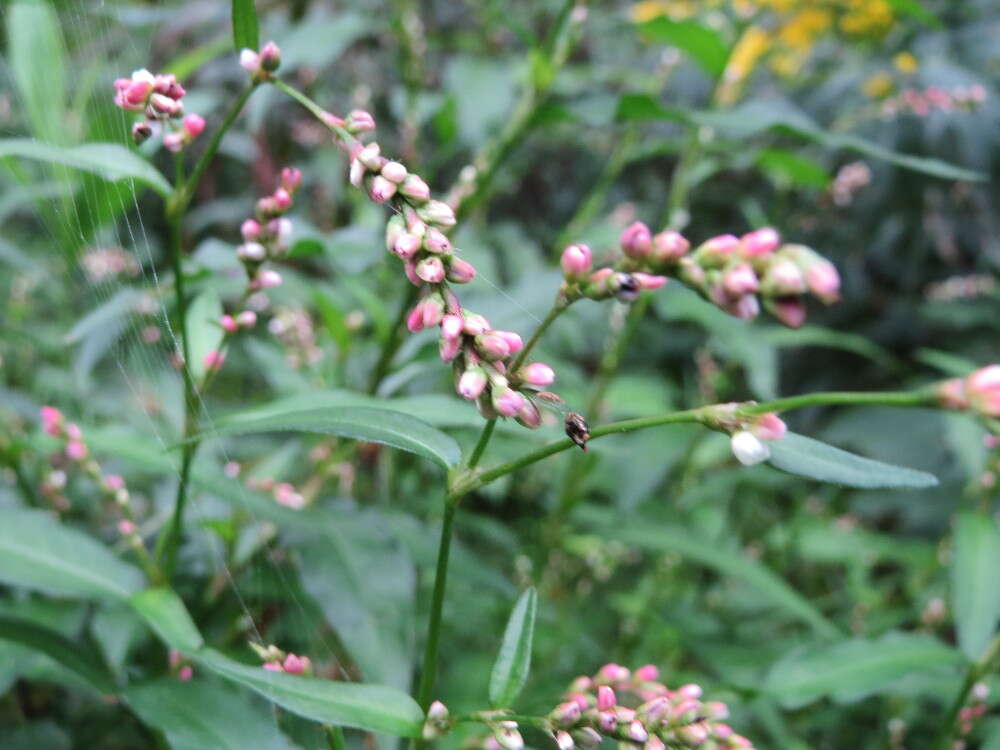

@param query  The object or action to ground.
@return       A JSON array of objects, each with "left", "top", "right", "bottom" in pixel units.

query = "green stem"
[
  {"left": 325, "top": 725, "right": 346, "bottom": 750},
  {"left": 458, "top": 389, "right": 938, "bottom": 496},
  {"left": 412, "top": 498, "right": 458, "bottom": 750},
  {"left": 368, "top": 284, "right": 421, "bottom": 394},
  {"left": 510, "top": 300, "right": 568, "bottom": 372},
  {"left": 467, "top": 419, "right": 497, "bottom": 470},
  {"left": 452, "top": 0, "right": 584, "bottom": 219},
  {"left": 935, "top": 632, "right": 1000, "bottom": 750}
]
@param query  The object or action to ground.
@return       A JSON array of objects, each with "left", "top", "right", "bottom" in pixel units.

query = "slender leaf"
[
  {"left": 764, "top": 632, "right": 965, "bottom": 708},
  {"left": 231, "top": 0, "right": 259, "bottom": 52},
  {"left": 130, "top": 588, "right": 205, "bottom": 653},
  {"left": 638, "top": 19, "right": 729, "bottom": 77},
  {"left": 8, "top": 1, "right": 66, "bottom": 144},
  {"left": 0, "top": 139, "right": 172, "bottom": 196},
  {"left": 195, "top": 649, "right": 424, "bottom": 737},
  {"left": 768, "top": 432, "right": 938, "bottom": 489},
  {"left": 0, "top": 616, "right": 115, "bottom": 694},
  {"left": 126, "top": 679, "right": 296, "bottom": 750},
  {"left": 886, "top": 0, "right": 942, "bottom": 27},
  {"left": 582, "top": 512, "right": 840, "bottom": 638},
  {"left": 489, "top": 588, "right": 538, "bottom": 708},
  {"left": 186, "top": 289, "right": 224, "bottom": 381},
  {"left": 952, "top": 513, "right": 1000, "bottom": 660},
  {"left": 0, "top": 509, "right": 144, "bottom": 601},
  {"left": 198, "top": 405, "right": 461, "bottom": 468}
]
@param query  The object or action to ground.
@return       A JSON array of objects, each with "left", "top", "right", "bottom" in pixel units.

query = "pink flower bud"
[
  {"left": 238, "top": 242, "right": 267, "bottom": 262},
  {"left": 632, "top": 272, "right": 668, "bottom": 291},
  {"left": 751, "top": 412, "right": 786, "bottom": 441},
  {"left": 280, "top": 167, "right": 302, "bottom": 193},
  {"left": 262, "top": 661, "right": 282, "bottom": 672},
  {"left": 66, "top": 441, "right": 88, "bottom": 461},
  {"left": 422, "top": 296, "right": 445, "bottom": 327},
  {"left": 178, "top": 665, "right": 193, "bottom": 681},
  {"left": 626, "top": 721, "right": 648, "bottom": 744},
  {"left": 652, "top": 230, "right": 690, "bottom": 263},
  {"left": 163, "top": 132, "right": 185, "bottom": 153},
  {"left": 400, "top": 174, "right": 431, "bottom": 202},
  {"left": 424, "top": 228, "right": 452, "bottom": 254},
  {"left": 239, "top": 49, "right": 261, "bottom": 74},
  {"left": 406, "top": 303, "right": 427, "bottom": 332},
  {"left": 203, "top": 349, "right": 226, "bottom": 372},
  {"left": 441, "top": 314, "right": 464, "bottom": 340},
  {"left": 416, "top": 256, "right": 446, "bottom": 283},
  {"left": 117, "top": 519, "right": 136, "bottom": 536},
  {"left": 634, "top": 664, "right": 659, "bottom": 682},
  {"left": 771, "top": 296, "right": 806, "bottom": 328},
  {"left": 458, "top": 367, "right": 488, "bottom": 400},
  {"left": 722, "top": 262, "right": 760, "bottom": 296},
  {"left": 695, "top": 234, "right": 740, "bottom": 267},
  {"left": 516, "top": 398, "right": 542, "bottom": 428},
  {"left": 731, "top": 431, "right": 771, "bottom": 466},
  {"left": 104, "top": 474, "right": 126, "bottom": 491},
  {"left": 620, "top": 221, "right": 653, "bottom": 259},
  {"left": 637, "top": 697, "right": 669, "bottom": 723},
  {"left": 598, "top": 710, "right": 616, "bottom": 733},
  {"left": 675, "top": 724, "right": 707, "bottom": 746},
  {"left": 597, "top": 663, "right": 630, "bottom": 683},
  {"left": 445, "top": 257, "right": 475, "bottom": 284},
  {"left": 273, "top": 187, "right": 292, "bottom": 211},
  {"left": 66, "top": 423, "right": 83, "bottom": 441},
  {"left": 259, "top": 41, "right": 281, "bottom": 72},
  {"left": 439, "top": 335, "right": 462, "bottom": 363},
  {"left": 967, "top": 365, "right": 1000, "bottom": 417},
  {"left": 241, "top": 219, "right": 262, "bottom": 242},
  {"left": 393, "top": 233, "right": 422, "bottom": 259},
  {"left": 550, "top": 701, "right": 582, "bottom": 727},
  {"left": 403, "top": 260, "right": 422, "bottom": 286},
  {"left": 644, "top": 735, "right": 665, "bottom": 750},
  {"left": 358, "top": 143, "right": 383, "bottom": 171},
  {"left": 493, "top": 387, "right": 526, "bottom": 418},
  {"left": 420, "top": 200, "right": 456, "bottom": 228},
  {"left": 150, "top": 93, "right": 181, "bottom": 116},
  {"left": 597, "top": 686, "right": 616, "bottom": 711},
  {"left": 268, "top": 217, "right": 293, "bottom": 246},
  {"left": 740, "top": 227, "right": 780, "bottom": 257},
  {"left": 282, "top": 653, "right": 310, "bottom": 674},
  {"left": 555, "top": 730, "right": 575, "bottom": 750},
  {"left": 255, "top": 269, "right": 283, "bottom": 289},
  {"left": 345, "top": 109, "right": 376, "bottom": 134},
  {"left": 463, "top": 312, "right": 491, "bottom": 335},
  {"left": 560, "top": 244, "right": 592, "bottom": 277},
  {"left": 494, "top": 330, "right": 523, "bottom": 355},
  {"left": 762, "top": 258, "right": 806, "bottom": 296},
  {"left": 220, "top": 314, "right": 238, "bottom": 333},
  {"left": 236, "top": 310, "right": 257, "bottom": 328},
  {"left": 521, "top": 362, "right": 555, "bottom": 386},
  {"left": 40, "top": 406, "right": 64, "bottom": 435},
  {"left": 476, "top": 332, "right": 511, "bottom": 361},
  {"left": 349, "top": 158, "right": 366, "bottom": 188},
  {"left": 381, "top": 161, "right": 408, "bottom": 184},
  {"left": 182, "top": 113, "right": 205, "bottom": 139},
  {"left": 712, "top": 724, "right": 734, "bottom": 740},
  {"left": 805, "top": 259, "right": 840, "bottom": 303},
  {"left": 702, "top": 701, "right": 729, "bottom": 720},
  {"left": 573, "top": 728, "right": 602, "bottom": 748},
  {"left": 428, "top": 700, "right": 449, "bottom": 721},
  {"left": 369, "top": 175, "right": 398, "bottom": 203}
]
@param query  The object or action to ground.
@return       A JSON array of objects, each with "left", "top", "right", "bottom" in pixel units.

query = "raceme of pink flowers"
[
  {"left": 936, "top": 364, "right": 1000, "bottom": 419},
  {"left": 113, "top": 69, "right": 204, "bottom": 152}
]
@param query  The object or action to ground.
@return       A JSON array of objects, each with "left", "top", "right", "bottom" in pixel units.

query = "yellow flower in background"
[
  {"left": 630, "top": 0, "right": 698, "bottom": 22},
  {"left": 778, "top": 7, "right": 833, "bottom": 51},
  {"left": 840, "top": 0, "right": 894, "bottom": 34},
  {"left": 725, "top": 25, "right": 771, "bottom": 81},
  {"left": 862, "top": 71, "right": 894, "bottom": 98},
  {"left": 893, "top": 51, "right": 919, "bottom": 74}
]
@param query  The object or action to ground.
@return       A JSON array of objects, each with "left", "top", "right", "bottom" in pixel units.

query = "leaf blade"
[
  {"left": 489, "top": 588, "right": 538, "bottom": 708},
  {"left": 198, "top": 405, "right": 461, "bottom": 468},
  {"left": 0, "top": 616, "right": 116, "bottom": 695},
  {"left": 952, "top": 512, "right": 1000, "bottom": 660},
  {"left": 767, "top": 432, "right": 938, "bottom": 489},
  {"left": 130, "top": 588, "right": 205, "bottom": 653},
  {"left": 638, "top": 19, "right": 729, "bottom": 77},
  {"left": 231, "top": 0, "right": 260, "bottom": 52}
]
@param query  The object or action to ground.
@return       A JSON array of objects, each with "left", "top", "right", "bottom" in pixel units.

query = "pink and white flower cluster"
[
  {"left": 113, "top": 69, "right": 204, "bottom": 153},
  {"left": 325, "top": 110, "right": 556, "bottom": 427},
  {"left": 936, "top": 365, "right": 1000, "bottom": 420},
  {"left": 881, "top": 83, "right": 987, "bottom": 118},
  {"left": 252, "top": 643, "right": 312, "bottom": 675},
  {"left": 562, "top": 223, "right": 840, "bottom": 329}
]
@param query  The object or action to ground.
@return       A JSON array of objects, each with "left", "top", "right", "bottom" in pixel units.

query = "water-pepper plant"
[{"left": 1, "top": 1, "right": 998, "bottom": 749}]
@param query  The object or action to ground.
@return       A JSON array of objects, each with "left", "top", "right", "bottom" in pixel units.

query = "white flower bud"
[{"left": 731, "top": 430, "right": 770, "bottom": 466}]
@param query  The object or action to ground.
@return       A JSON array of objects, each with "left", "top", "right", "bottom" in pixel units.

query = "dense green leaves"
[
  {"left": 126, "top": 680, "right": 295, "bottom": 750},
  {"left": 951, "top": 513, "right": 1000, "bottom": 660},
  {"left": 7, "top": 1, "right": 66, "bottom": 144},
  {"left": 199, "top": 405, "right": 461, "bottom": 468},
  {"left": 768, "top": 433, "right": 938, "bottom": 489},
  {"left": 764, "top": 633, "right": 965, "bottom": 708},
  {"left": 0, "top": 616, "right": 116, "bottom": 695},
  {"left": 489, "top": 587, "right": 537, "bottom": 708},
  {"left": 0, "top": 509, "right": 144, "bottom": 601},
  {"left": 231, "top": 0, "right": 260, "bottom": 52},
  {"left": 0, "top": 139, "right": 172, "bottom": 195},
  {"left": 196, "top": 649, "right": 425, "bottom": 737}
]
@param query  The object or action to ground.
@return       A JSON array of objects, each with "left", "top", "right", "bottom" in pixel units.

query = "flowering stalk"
[{"left": 934, "top": 632, "right": 1000, "bottom": 750}]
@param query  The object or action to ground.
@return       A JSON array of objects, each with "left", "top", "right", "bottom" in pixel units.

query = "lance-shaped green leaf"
[
  {"left": 951, "top": 512, "right": 1000, "bottom": 660},
  {"left": 0, "top": 139, "right": 172, "bottom": 196},
  {"left": 638, "top": 19, "right": 729, "bottom": 77},
  {"left": 125, "top": 679, "right": 296, "bottom": 750},
  {"left": 764, "top": 632, "right": 965, "bottom": 708},
  {"left": 196, "top": 405, "right": 461, "bottom": 469},
  {"left": 231, "top": 0, "right": 259, "bottom": 52},
  {"left": 0, "top": 509, "right": 144, "bottom": 601},
  {"left": 767, "top": 432, "right": 938, "bottom": 489},
  {"left": 186, "top": 289, "right": 224, "bottom": 381},
  {"left": 195, "top": 649, "right": 424, "bottom": 737},
  {"left": 489, "top": 587, "right": 538, "bottom": 708},
  {"left": 0, "top": 616, "right": 116, "bottom": 695}
]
